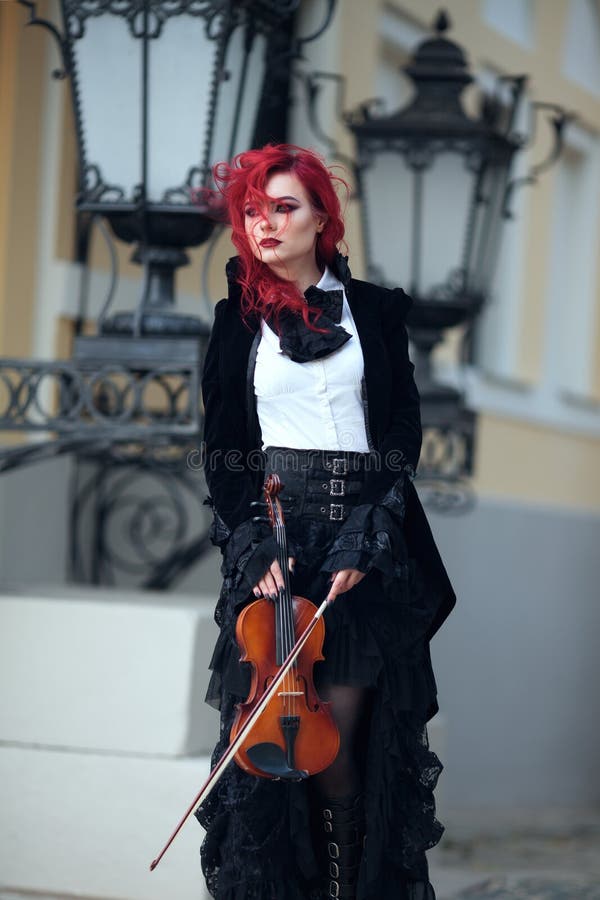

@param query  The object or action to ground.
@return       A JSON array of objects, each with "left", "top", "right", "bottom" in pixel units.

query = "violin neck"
[{"left": 272, "top": 521, "right": 295, "bottom": 665}]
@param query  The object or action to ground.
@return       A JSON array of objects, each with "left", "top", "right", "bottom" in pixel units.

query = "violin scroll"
[{"left": 263, "top": 473, "right": 284, "bottom": 531}]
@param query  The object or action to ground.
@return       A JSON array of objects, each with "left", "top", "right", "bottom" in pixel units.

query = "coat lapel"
[{"left": 345, "top": 278, "right": 388, "bottom": 449}]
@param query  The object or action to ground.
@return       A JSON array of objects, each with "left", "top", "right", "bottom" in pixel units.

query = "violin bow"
[{"left": 149, "top": 594, "right": 332, "bottom": 871}]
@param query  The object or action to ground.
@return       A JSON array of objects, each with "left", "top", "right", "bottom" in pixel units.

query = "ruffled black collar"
[
  {"left": 267, "top": 284, "right": 351, "bottom": 363},
  {"left": 225, "top": 252, "right": 354, "bottom": 363}
]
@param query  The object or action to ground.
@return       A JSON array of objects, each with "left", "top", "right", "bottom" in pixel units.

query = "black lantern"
[
  {"left": 2, "top": 0, "right": 337, "bottom": 587},
  {"left": 346, "top": 11, "right": 566, "bottom": 509},
  {"left": 6, "top": 0, "right": 304, "bottom": 444},
  {"left": 19, "top": 0, "right": 302, "bottom": 325}
]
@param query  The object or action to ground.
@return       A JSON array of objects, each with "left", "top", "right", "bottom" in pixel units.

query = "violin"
[
  {"left": 150, "top": 474, "right": 339, "bottom": 870},
  {"left": 230, "top": 473, "right": 340, "bottom": 779}
]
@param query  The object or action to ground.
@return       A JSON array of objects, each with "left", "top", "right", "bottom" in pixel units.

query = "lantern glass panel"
[
  {"left": 362, "top": 147, "right": 482, "bottom": 297},
  {"left": 362, "top": 151, "right": 411, "bottom": 286},
  {"left": 417, "top": 150, "right": 480, "bottom": 298},
  {"left": 74, "top": 16, "right": 140, "bottom": 201},
  {"left": 209, "top": 26, "right": 267, "bottom": 179},
  {"left": 148, "top": 16, "right": 216, "bottom": 200},
  {"left": 71, "top": 13, "right": 267, "bottom": 205},
  {"left": 467, "top": 160, "right": 511, "bottom": 297}
]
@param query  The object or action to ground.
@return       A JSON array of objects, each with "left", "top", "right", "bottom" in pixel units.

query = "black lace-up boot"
[{"left": 316, "top": 792, "right": 365, "bottom": 899}]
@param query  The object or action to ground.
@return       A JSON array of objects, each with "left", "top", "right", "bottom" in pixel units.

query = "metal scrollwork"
[
  {"left": 416, "top": 477, "right": 476, "bottom": 514},
  {"left": 416, "top": 423, "right": 476, "bottom": 513},
  {"left": 420, "top": 424, "right": 470, "bottom": 475},
  {"left": 0, "top": 360, "right": 200, "bottom": 434},
  {"left": 502, "top": 102, "right": 575, "bottom": 218},
  {"left": 62, "top": 1, "right": 218, "bottom": 40},
  {"left": 405, "top": 144, "right": 436, "bottom": 172},
  {"left": 69, "top": 439, "right": 212, "bottom": 587},
  {"left": 19, "top": 0, "right": 71, "bottom": 78},
  {"left": 294, "top": 70, "right": 355, "bottom": 172},
  {"left": 162, "top": 165, "right": 206, "bottom": 204},
  {"left": 295, "top": 0, "right": 335, "bottom": 49},
  {"left": 82, "top": 165, "right": 127, "bottom": 204},
  {"left": 60, "top": 0, "right": 301, "bottom": 40}
]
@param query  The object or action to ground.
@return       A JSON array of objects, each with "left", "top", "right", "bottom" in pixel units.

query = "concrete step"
[
  {"left": 0, "top": 586, "right": 220, "bottom": 756},
  {"left": 0, "top": 585, "right": 448, "bottom": 900},
  {"left": 0, "top": 743, "right": 211, "bottom": 900},
  {"left": 0, "top": 585, "right": 221, "bottom": 899}
]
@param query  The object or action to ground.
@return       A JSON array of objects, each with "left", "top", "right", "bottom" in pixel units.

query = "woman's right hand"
[{"left": 253, "top": 557, "right": 295, "bottom": 599}]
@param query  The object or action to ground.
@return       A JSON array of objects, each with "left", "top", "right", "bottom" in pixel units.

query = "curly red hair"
[{"left": 212, "top": 144, "right": 349, "bottom": 331}]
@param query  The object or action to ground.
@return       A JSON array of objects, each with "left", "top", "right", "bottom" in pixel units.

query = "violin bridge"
[{"left": 277, "top": 690, "right": 304, "bottom": 696}]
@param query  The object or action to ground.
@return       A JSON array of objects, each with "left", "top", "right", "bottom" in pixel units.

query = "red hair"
[{"left": 212, "top": 144, "right": 349, "bottom": 331}]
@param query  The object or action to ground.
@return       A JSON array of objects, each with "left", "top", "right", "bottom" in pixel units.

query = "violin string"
[
  {"left": 275, "top": 518, "right": 284, "bottom": 708},
  {"left": 278, "top": 511, "right": 295, "bottom": 717},
  {"left": 280, "top": 521, "right": 295, "bottom": 718},
  {"left": 284, "top": 526, "right": 295, "bottom": 716},
  {"left": 276, "top": 516, "right": 292, "bottom": 711},
  {"left": 276, "top": 520, "right": 288, "bottom": 711},
  {"left": 273, "top": 488, "right": 325, "bottom": 728},
  {"left": 273, "top": 517, "right": 283, "bottom": 704}
]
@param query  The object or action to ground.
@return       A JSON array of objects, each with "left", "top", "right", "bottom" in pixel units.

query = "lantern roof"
[
  {"left": 346, "top": 9, "right": 521, "bottom": 154},
  {"left": 404, "top": 10, "right": 471, "bottom": 86}
]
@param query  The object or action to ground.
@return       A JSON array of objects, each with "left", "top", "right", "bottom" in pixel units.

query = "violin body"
[
  {"left": 229, "top": 473, "right": 340, "bottom": 780},
  {"left": 148, "top": 473, "right": 340, "bottom": 871},
  {"left": 231, "top": 593, "right": 340, "bottom": 778}
]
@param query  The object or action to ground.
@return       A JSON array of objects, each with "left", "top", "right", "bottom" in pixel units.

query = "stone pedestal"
[{"left": 0, "top": 587, "right": 219, "bottom": 899}]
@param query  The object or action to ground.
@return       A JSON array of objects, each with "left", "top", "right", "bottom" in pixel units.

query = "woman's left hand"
[{"left": 325, "top": 568, "right": 366, "bottom": 603}]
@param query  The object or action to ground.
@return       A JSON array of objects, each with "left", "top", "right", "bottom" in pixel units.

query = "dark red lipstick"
[{"left": 260, "top": 238, "right": 281, "bottom": 247}]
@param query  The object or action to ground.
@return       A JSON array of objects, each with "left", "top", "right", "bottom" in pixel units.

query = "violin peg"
[
  {"left": 252, "top": 515, "right": 269, "bottom": 524},
  {"left": 250, "top": 500, "right": 267, "bottom": 509}
]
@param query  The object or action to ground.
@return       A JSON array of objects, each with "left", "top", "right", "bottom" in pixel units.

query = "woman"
[{"left": 194, "top": 144, "right": 455, "bottom": 900}]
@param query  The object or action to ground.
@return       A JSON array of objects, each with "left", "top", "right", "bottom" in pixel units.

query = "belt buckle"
[
  {"left": 332, "top": 457, "right": 348, "bottom": 475},
  {"left": 330, "top": 478, "right": 345, "bottom": 497},
  {"left": 329, "top": 503, "right": 344, "bottom": 521}
]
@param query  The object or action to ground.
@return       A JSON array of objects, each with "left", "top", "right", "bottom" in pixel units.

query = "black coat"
[
  {"left": 196, "top": 255, "right": 455, "bottom": 899},
  {"left": 201, "top": 255, "right": 455, "bottom": 643}
]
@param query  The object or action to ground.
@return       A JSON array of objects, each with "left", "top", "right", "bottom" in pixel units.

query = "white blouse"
[{"left": 254, "top": 267, "right": 370, "bottom": 452}]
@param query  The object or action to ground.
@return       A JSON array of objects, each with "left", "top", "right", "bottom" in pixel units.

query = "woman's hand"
[
  {"left": 325, "top": 568, "right": 366, "bottom": 603},
  {"left": 253, "top": 557, "right": 295, "bottom": 600}
]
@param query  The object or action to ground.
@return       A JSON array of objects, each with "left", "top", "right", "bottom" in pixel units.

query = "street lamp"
[
  {"left": 2, "top": 0, "right": 335, "bottom": 586},
  {"left": 21, "top": 0, "right": 301, "bottom": 331},
  {"left": 346, "top": 11, "right": 567, "bottom": 509}
]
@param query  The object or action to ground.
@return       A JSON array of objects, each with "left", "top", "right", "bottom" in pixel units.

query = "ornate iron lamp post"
[
  {"left": 1, "top": 0, "right": 334, "bottom": 586},
  {"left": 21, "top": 0, "right": 302, "bottom": 338},
  {"left": 346, "top": 11, "right": 567, "bottom": 510}
]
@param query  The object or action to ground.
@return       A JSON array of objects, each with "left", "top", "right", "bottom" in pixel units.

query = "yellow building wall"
[{"left": 0, "top": 1, "right": 46, "bottom": 358}]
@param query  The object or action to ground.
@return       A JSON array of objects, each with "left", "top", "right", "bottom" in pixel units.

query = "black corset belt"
[{"left": 263, "top": 445, "right": 370, "bottom": 522}]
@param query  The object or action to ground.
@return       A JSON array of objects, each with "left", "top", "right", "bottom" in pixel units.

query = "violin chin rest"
[{"left": 246, "top": 742, "right": 309, "bottom": 781}]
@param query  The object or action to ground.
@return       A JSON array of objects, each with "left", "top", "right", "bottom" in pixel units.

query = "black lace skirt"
[{"left": 196, "top": 449, "right": 444, "bottom": 900}]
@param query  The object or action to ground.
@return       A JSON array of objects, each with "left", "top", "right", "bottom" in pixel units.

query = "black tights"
[{"left": 311, "top": 684, "right": 372, "bottom": 799}]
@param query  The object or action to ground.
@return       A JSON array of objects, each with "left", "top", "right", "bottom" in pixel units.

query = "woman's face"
[{"left": 243, "top": 171, "right": 326, "bottom": 277}]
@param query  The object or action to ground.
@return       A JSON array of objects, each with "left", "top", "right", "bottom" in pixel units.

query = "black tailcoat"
[
  {"left": 196, "top": 256, "right": 456, "bottom": 899},
  {"left": 201, "top": 255, "right": 455, "bottom": 642}
]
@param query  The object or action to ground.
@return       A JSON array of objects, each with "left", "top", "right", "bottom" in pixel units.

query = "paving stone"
[
  {"left": 450, "top": 876, "right": 600, "bottom": 899},
  {"left": 3, "top": 819, "right": 600, "bottom": 900},
  {"left": 430, "top": 814, "right": 600, "bottom": 899}
]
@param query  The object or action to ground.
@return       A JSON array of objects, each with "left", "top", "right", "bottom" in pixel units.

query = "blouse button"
[
  {"left": 320, "top": 506, "right": 326, "bottom": 513},
  {"left": 322, "top": 482, "right": 328, "bottom": 489}
]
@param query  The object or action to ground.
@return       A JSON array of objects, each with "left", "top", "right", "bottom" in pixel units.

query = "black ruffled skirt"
[{"left": 196, "top": 449, "right": 444, "bottom": 899}]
